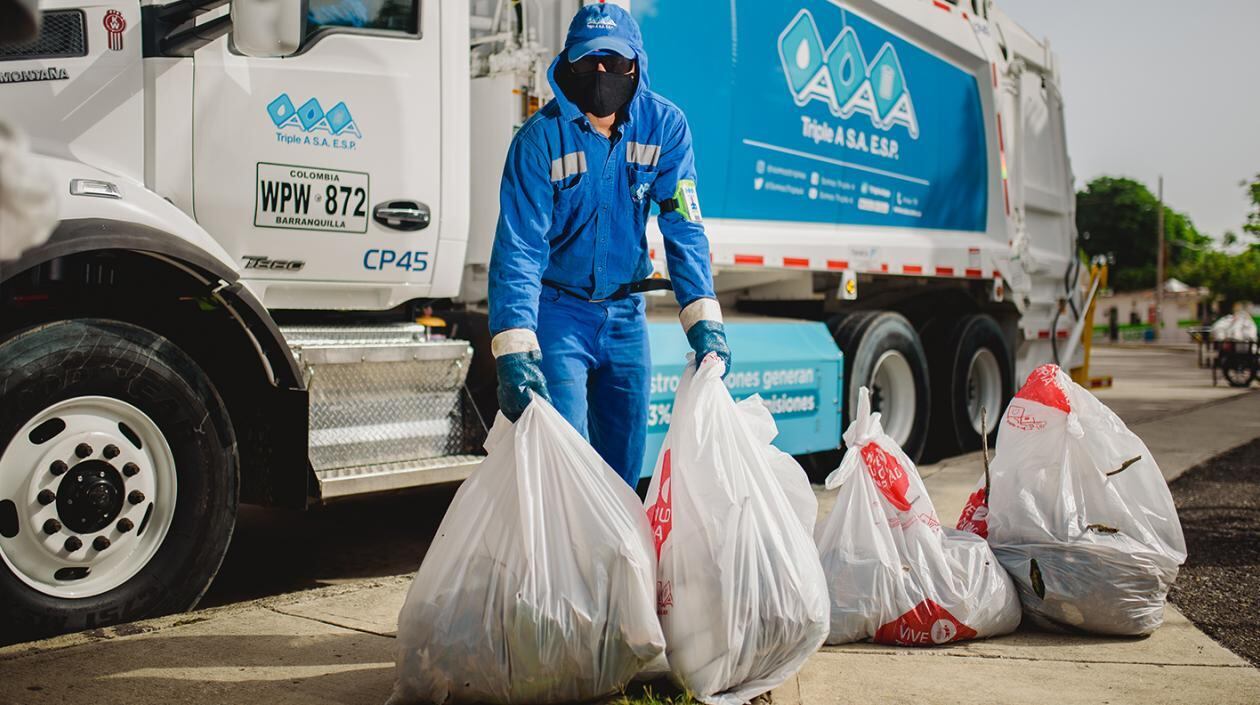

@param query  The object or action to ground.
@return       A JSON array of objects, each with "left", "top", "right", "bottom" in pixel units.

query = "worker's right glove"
[
  {"left": 492, "top": 330, "right": 551, "bottom": 422},
  {"left": 681, "top": 298, "right": 731, "bottom": 378}
]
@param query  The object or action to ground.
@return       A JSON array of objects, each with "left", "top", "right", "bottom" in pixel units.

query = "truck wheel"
[
  {"left": 832, "top": 311, "right": 931, "bottom": 461},
  {"left": 927, "top": 314, "right": 1013, "bottom": 455},
  {"left": 0, "top": 320, "right": 237, "bottom": 642}
]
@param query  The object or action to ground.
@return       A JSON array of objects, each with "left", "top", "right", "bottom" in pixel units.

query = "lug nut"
[
  {"left": 50, "top": 460, "right": 68, "bottom": 476},
  {"left": 75, "top": 443, "right": 93, "bottom": 459},
  {"left": 43, "top": 518, "right": 62, "bottom": 535},
  {"left": 127, "top": 490, "right": 145, "bottom": 505},
  {"left": 103, "top": 444, "right": 120, "bottom": 459},
  {"left": 122, "top": 462, "right": 139, "bottom": 477},
  {"left": 64, "top": 536, "right": 83, "bottom": 552},
  {"left": 117, "top": 518, "right": 134, "bottom": 533},
  {"left": 93, "top": 536, "right": 111, "bottom": 551},
  {"left": 37, "top": 489, "right": 56, "bottom": 505}
]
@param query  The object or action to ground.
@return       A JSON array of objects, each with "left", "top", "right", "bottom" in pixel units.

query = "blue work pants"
[{"left": 536, "top": 285, "right": 650, "bottom": 488}]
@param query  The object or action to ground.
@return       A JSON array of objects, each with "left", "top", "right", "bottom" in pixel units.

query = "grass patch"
[{"left": 610, "top": 683, "right": 698, "bottom": 705}]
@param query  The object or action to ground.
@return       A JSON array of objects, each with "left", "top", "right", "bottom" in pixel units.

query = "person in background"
[{"left": 488, "top": 3, "right": 730, "bottom": 488}]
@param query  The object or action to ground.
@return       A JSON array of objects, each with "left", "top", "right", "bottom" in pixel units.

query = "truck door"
[{"left": 192, "top": 1, "right": 442, "bottom": 301}]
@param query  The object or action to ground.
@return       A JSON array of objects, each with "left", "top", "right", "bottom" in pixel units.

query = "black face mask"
[{"left": 556, "top": 60, "right": 638, "bottom": 118}]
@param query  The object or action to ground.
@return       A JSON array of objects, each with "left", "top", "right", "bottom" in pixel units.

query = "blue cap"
[{"left": 564, "top": 3, "right": 641, "bottom": 61}]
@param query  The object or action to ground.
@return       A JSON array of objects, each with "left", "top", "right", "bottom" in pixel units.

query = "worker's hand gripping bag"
[
  {"left": 387, "top": 397, "right": 665, "bottom": 705},
  {"left": 644, "top": 355, "right": 829, "bottom": 705},
  {"left": 815, "top": 387, "right": 1021, "bottom": 646},
  {"left": 956, "top": 364, "right": 1187, "bottom": 636}
]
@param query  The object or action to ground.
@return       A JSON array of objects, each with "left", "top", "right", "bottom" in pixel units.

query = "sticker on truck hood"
[{"left": 255, "top": 162, "right": 369, "bottom": 234}]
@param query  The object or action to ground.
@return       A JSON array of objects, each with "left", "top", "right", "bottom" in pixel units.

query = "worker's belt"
[{"left": 542, "top": 278, "right": 673, "bottom": 303}]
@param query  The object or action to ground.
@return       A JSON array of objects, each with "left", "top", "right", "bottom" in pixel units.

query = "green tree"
[
  {"left": 1173, "top": 176, "right": 1260, "bottom": 311},
  {"left": 1245, "top": 174, "right": 1260, "bottom": 239},
  {"left": 1175, "top": 248, "right": 1260, "bottom": 308},
  {"left": 1075, "top": 177, "right": 1210, "bottom": 291}
]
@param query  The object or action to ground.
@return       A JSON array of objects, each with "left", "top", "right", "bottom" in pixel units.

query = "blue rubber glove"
[
  {"left": 687, "top": 320, "right": 732, "bottom": 378},
  {"left": 496, "top": 350, "right": 551, "bottom": 421}
]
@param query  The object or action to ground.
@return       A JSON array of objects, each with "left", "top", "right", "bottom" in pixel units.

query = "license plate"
[{"left": 254, "top": 162, "right": 370, "bottom": 233}]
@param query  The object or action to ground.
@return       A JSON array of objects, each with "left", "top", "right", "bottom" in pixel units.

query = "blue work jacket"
[{"left": 488, "top": 53, "right": 716, "bottom": 335}]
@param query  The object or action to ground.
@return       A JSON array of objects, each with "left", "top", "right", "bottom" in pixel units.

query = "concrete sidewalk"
[{"left": 2, "top": 392, "right": 1259, "bottom": 705}]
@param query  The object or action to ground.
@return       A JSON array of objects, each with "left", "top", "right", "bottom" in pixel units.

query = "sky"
[{"left": 999, "top": 0, "right": 1260, "bottom": 241}]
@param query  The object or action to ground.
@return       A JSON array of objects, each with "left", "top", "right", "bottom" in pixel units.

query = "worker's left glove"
[
  {"left": 681, "top": 298, "right": 731, "bottom": 378},
  {"left": 492, "top": 329, "right": 551, "bottom": 422}
]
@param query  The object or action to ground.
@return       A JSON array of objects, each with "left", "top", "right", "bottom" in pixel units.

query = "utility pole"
[{"left": 1154, "top": 175, "right": 1165, "bottom": 341}]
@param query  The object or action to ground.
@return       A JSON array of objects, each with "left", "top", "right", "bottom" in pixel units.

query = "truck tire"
[
  {"left": 832, "top": 311, "right": 931, "bottom": 461},
  {"left": 0, "top": 319, "right": 238, "bottom": 643},
  {"left": 926, "top": 314, "right": 1013, "bottom": 455}
]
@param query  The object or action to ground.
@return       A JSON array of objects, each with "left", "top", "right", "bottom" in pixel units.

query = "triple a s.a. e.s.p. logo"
[
  {"left": 778, "top": 9, "right": 919, "bottom": 138},
  {"left": 267, "top": 93, "right": 362, "bottom": 151}
]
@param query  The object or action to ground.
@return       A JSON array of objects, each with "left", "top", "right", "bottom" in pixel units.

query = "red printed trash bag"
[
  {"left": 644, "top": 356, "right": 829, "bottom": 705},
  {"left": 816, "top": 387, "right": 1021, "bottom": 646},
  {"left": 958, "top": 364, "right": 1187, "bottom": 636},
  {"left": 388, "top": 397, "right": 665, "bottom": 705}
]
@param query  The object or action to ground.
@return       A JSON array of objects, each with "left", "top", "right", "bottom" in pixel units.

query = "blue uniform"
[{"left": 488, "top": 10, "right": 717, "bottom": 486}]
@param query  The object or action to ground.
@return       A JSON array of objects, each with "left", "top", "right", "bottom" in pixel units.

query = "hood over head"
[{"left": 548, "top": 3, "right": 650, "bottom": 120}]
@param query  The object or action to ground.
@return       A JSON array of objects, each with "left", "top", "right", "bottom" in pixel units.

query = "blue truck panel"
[
  {"left": 635, "top": 1, "right": 987, "bottom": 232},
  {"left": 643, "top": 320, "right": 843, "bottom": 478}
]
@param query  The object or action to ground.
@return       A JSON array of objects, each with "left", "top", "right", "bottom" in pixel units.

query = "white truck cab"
[{"left": 0, "top": 0, "right": 1082, "bottom": 641}]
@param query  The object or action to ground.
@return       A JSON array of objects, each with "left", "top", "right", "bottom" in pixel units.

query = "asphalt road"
[
  {"left": 198, "top": 343, "right": 1243, "bottom": 610},
  {"left": 1168, "top": 438, "right": 1260, "bottom": 667}
]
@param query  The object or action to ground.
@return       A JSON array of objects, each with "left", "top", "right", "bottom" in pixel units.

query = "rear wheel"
[
  {"left": 927, "top": 314, "right": 1014, "bottom": 455},
  {"left": 0, "top": 320, "right": 237, "bottom": 642},
  {"left": 832, "top": 311, "right": 931, "bottom": 461},
  {"left": 1222, "top": 355, "right": 1255, "bottom": 388}
]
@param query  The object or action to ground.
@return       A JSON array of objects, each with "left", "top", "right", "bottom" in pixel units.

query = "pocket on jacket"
[
  {"left": 554, "top": 174, "right": 585, "bottom": 225},
  {"left": 628, "top": 166, "right": 657, "bottom": 205}
]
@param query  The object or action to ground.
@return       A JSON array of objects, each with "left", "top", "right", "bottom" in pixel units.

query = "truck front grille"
[{"left": 0, "top": 11, "right": 88, "bottom": 62}]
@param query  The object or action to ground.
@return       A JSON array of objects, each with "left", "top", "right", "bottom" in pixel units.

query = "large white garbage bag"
[
  {"left": 644, "top": 356, "right": 828, "bottom": 705},
  {"left": 388, "top": 398, "right": 665, "bottom": 705},
  {"left": 816, "top": 387, "right": 1020, "bottom": 646},
  {"left": 1211, "top": 311, "right": 1258, "bottom": 342},
  {"left": 956, "top": 364, "right": 1187, "bottom": 636}
]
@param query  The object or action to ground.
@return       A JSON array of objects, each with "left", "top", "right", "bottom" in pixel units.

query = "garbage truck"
[{"left": 0, "top": 0, "right": 1081, "bottom": 639}]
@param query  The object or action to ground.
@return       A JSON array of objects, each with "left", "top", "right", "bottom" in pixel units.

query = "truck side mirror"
[{"left": 231, "top": 0, "right": 307, "bottom": 58}]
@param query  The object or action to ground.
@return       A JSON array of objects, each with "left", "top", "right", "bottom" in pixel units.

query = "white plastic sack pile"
[
  {"left": 816, "top": 387, "right": 1020, "bottom": 646},
  {"left": 956, "top": 364, "right": 1187, "bottom": 636},
  {"left": 645, "top": 356, "right": 828, "bottom": 705},
  {"left": 388, "top": 398, "right": 665, "bottom": 705},
  {"left": 1210, "top": 312, "right": 1258, "bottom": 342}
]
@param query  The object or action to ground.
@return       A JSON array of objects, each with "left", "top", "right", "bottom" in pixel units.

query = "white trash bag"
[
  {"left": 644, "top": 356, "right": 829, "bottom": 705},
  {"left": 816, "top": 387, "right": 1020, "bottom": 646},
  {"left": 1210, "top": 310, "right": 1257, "bottom": 342},
  {"left": 956, "top": 364, "right": 1187, "bottom": 636},
  {"left": 388, "top": 397, "right": 665, "bottom": 705}
]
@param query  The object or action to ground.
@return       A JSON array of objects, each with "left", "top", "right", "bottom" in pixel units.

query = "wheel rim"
[
  {"left": 1223, "top": 358, "right": 1253, "bottom": 386},
  {"left": 0, "top": 397, "right": 177, "bottom": 599},
  {"left": 869, "top": 350, "right": 916, "bottom": 446},
  {"left": 966, "top": 348, "right": 1003, "bottom": 435}
]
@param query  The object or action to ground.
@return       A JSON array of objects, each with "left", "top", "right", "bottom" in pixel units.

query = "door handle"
[{"left": 373, "top": 200, "right": 431, "bottom": 231}]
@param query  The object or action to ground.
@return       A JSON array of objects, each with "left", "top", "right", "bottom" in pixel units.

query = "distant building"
[{"left": 1098, "top": 278, "right": 1210, "bottom": 340}]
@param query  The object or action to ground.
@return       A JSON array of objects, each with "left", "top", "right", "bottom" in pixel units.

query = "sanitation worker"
[{"left": 489, "top": 3, "right": 730, "bottom": 488}]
